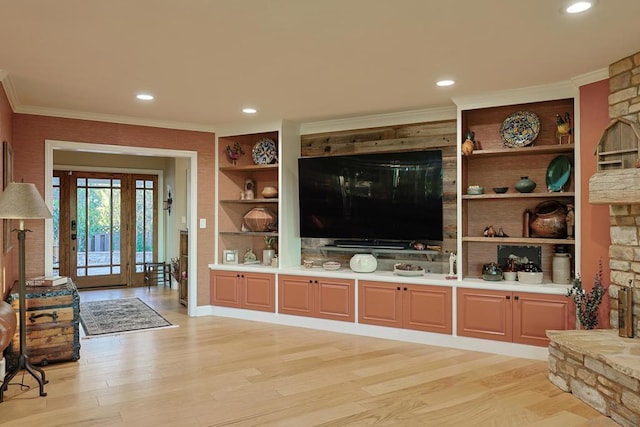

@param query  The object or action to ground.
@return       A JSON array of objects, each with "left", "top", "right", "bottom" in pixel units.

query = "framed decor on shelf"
[
  {"left": 223, "top": 249, "right": 238, "bottom": 265},
  {"left": 3, "top": 140, "right": 13, "bottom": 253}
]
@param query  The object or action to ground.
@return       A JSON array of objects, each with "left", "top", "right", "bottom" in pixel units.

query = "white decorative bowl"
[
  {"left": 393, "top": 263, "right": 425, "bottom": 276},
  {"left": 517, "top": 271, "right": 543, "bottom": 284},
  {"left": 322, "top": 261, "right": 341, "bottom": 271}
]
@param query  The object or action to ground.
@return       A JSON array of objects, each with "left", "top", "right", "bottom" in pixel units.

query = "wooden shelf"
[
  {"left": 462, "top": 236, "right": 576, "bottom": 245},
  {"left": 219, "top": 164, "right": 278, "bottom": 172},
  {"left": 462, "top": 192, "right": 575, "bottom": 200},
  {"left": 464, "top": 144, "right": 574, "bottom": 159},
  {"left": 220, "top": 198, "right": 278, "bottom": 204},
  {"left": 220, "top": 231, "right": 278, "bottom": 237}
]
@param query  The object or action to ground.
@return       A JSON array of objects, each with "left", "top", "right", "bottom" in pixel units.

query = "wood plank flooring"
[{"left": 0, "top": 287, "right": 615, "bottom": 426}]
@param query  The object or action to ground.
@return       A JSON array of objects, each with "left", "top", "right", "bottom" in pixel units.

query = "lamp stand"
[{"left": 0, "top": 228, "right": 48, "bottom": 402}]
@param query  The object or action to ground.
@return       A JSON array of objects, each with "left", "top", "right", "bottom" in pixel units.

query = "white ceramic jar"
[
  {"left": 349, "top": 254, "right": 377, "bottom": 273},
  {"left": 552, "top": 253, "right": 571, "bottom": 284}
]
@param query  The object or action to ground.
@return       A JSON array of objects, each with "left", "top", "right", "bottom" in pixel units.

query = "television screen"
[{"left": 298, "top": 150, "right": 443, "bottom": 243}]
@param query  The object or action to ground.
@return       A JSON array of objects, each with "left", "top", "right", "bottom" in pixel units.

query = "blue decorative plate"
[
  {"left": 251, "top": 138, "right": 277, "bottom": 165},
  {"left": 546, "top": 155, "right": 571, "bottom": 192},
  {"left": 500, "top": 111, "right": 541, "bottom": 148}
]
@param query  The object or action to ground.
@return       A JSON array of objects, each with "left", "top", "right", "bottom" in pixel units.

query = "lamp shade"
[{"left": 0, "top": 182, "right": 52, "bottom": 220}]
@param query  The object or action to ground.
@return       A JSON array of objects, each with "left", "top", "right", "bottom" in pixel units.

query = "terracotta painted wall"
[
  {"left": 0, "top": 85, "right": 15, "bottom": 298},
  {"left": 580, "top": 79, "right": 611, "bottom": 327},
  {"left": 12, "top": 114, "right": 216, "bottom": 306}
]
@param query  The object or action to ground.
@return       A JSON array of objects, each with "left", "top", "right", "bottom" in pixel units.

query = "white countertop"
[{"left": 208, "top": 263, "right": 571, "bottom": 295}]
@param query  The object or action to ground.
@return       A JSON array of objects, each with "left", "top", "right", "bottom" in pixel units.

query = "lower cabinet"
[
  {"left": 456, "top": 288, "right": 574, "bottom": 346},
  {"left": 359, "top": 281, "right": 452, "bottom": 334},
  {"left": 278, "top": 274, "right": 355, "bottom": 322},
  {"left": 211, "top": 270, "right": 275, "bottom": 313}
]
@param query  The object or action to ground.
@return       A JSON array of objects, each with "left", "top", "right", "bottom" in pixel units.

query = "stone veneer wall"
[{"left": 607, "top": 51, "right": 640, "bottom": 334}]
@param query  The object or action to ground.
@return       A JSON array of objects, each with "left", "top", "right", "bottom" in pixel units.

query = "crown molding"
[
  {"left": 299, "top": 105, "right": 457, "bottom": 135},
  {"left": 1, "top": 71, "right": 215, "bottom": 133},
  {"left": 14, "top": 104, "right": 215, "bottom": 133},
  {"left": 571, "top": 67, "right": 609, "bottom": 87},
  {"left": 452, "top": 80, "right": 579, "bottom": 111},
  {"left": 0, "top": 71, "right": 19, "bottom": 112}
]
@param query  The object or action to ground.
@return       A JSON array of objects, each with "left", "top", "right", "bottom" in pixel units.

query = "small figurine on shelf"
[
  {"left": 566, "top": 204, "right": 575, "bottom": 239},
  {"left": 243, "top": 248, "right": 258, "bottom": 264},
  {"left": 483, "top": 225, "right": 496, "bottom": 237},
  {"left": 496, "top": 227, "right": 508, "bottom": 237},
  {"left": 461, "top": 130, "right": 475, "bottom": 156},
  {"left": 556, "top": 112, "right": 572, "bottom": 144},
  {"left": 446, "top": 252, "right": 457, "bottom": 279},
  {"left": 225, "top": 142, "right": 244, "bottom": 166}
]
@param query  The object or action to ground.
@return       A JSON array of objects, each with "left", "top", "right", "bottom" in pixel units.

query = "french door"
[{"left": 52, "top": 171, "right": 159, "bottom": 289}]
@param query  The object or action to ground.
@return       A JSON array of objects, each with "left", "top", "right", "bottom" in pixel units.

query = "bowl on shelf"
[
  {"left": 517, "top": 271, "right": 544, "bottom": 284},
  {"left": 492, "top": 187, "right": 508, "bottom": 194},
  {"left": 467, "top": 185, "right": 484, "bottom": 195},
  {"left": 322, "top": 261, "right": 341, "bottom": 271},
  {"left": 393, "top": 263, "right": 425, "bottom": 276}
]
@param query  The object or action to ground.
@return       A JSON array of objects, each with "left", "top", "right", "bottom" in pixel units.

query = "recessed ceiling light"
[
  {"left": 436, "top": 80, "right": 455, "bottom": 87},
  {"left": 136, "top": 93, "right": 154, "bottom": 101},
  {"left": 242, "top": 107, "right": 257, "bottom": 114},
  {"left": 565, "top": 1, "right": 592, "bottom": 14}
]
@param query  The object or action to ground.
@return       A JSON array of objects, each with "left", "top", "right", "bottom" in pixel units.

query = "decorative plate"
[
  {"left": 546, "top": 155, "right": 571, "bottom": 192},
  {"left": 251, "top": 138, "right": 277, "bottom": 165},
  {"left": 500, "top": 111, "right": 541, "bottom": 148}
]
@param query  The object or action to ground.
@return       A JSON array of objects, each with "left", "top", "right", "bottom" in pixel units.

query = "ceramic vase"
[
  {"left": 529, "top": 200, "right": 567, "bottom": 238},
  {"left": 243, "top": 207, "right": 277, "bottom": 232},
  {"left": 482, "top": 263, "right": 503, "bottom": 281},
  {"left": 261, "top": 186, "right": 278, "bottom": 198},
  {"left": 263, "top": 249, "right": 275, "bottom": 266},
  {"left": 515, "top": 176, "right": 536, "bottom": 193}
]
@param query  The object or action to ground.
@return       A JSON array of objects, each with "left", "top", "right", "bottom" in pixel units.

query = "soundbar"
[{"left": 333, "top": 240, "right": 410, "bottom": 250}]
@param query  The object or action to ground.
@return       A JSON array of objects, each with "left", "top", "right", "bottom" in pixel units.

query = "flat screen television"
[{"left": 298, "top": 150, "right": 443, "bottom": 244}]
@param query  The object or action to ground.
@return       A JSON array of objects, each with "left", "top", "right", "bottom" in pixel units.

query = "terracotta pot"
[
  {"left": 261, "top": 186, "right": 278, "bottom": 198},
  {"left": 529, "top": 200, "right": 567, "bottom": 238},
  {"left": 243, "top": 207, "right": 277, "bottom": 232}
]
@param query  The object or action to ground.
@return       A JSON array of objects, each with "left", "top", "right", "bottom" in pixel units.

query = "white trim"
[
  {"left": 572, "top": 68, "right": 608, "bottom": 87},
  {"left": 16, "top": 104, "right": 214, "bottom": 133},
  {"left": 300, "top": 106, "right": 457, "bottom": 135},
  {"left": 0, "top": 73, "right": 19, "bottom": 112},
  {"left": 195, "top": 305, "right": 548, "bottom": 361},
  {"left": 453, "top": 81, "right": 578, "bottom": 110},
  {"left": 44, "top": 140, "right": 199, "bottom": 316}
]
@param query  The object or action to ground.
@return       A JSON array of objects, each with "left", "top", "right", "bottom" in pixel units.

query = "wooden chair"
[{"left": 144, "top": 262, "right": 171, "bottom": 289}]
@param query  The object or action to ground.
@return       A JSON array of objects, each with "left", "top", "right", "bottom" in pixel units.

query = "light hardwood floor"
[{"left": 0, "top": 287, "right": 615, "bottom": 427}]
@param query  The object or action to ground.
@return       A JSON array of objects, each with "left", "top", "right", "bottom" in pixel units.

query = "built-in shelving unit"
[
  {"left": 456, "top": 91, "right": 579, "bottom": 283},
  {"left": 216, "top": 131, "right": 279, "bottom": 264}
]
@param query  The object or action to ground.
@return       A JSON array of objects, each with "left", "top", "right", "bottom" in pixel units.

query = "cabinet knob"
[
  {"left": 403, "top": 287, "right": 408, "bottom": 291},
  {"left": 514, "top": 295, "right": 519, "bottom": 301},
  {"left": 506, "top": 295, "right": 511, "bottom": 300},
  {"left": 396, "top": 286, "right": 401, "bottom": 291}
]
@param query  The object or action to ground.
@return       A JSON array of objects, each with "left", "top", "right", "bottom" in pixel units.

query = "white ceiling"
[{"left": 1, "top": 1, "right": 639, "bottom": 132}]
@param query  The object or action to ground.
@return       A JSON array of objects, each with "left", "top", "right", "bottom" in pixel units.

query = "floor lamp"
[{"left": 0, "top": 182, "right": 52, "bottom": 402}]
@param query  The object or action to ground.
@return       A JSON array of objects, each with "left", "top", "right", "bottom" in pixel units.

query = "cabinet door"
[
  {"left": 243, "top": 272, "right": 275, "bottom": 313},
  {"left": 315, "top": 278, "right": 355, "bottom": 322},
  {"left": 403, "top": 285, "right": 452, "bottom": 334},
  {"left": 278, "top": 275, "right": 314, "bottom": 317},
  {"left": 457, "top": 288, "right": 512, "bottom": 342},
  {"left": 211, "top": 270, "right": 242, "bottom": 308},
  {"left": 358, "top": 281, "right": 402, "bottom": 328},
  {"left": 513, "top": 293, "right": 574, "bottom": 347}
]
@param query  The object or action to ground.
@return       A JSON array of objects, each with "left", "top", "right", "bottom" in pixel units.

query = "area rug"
[{"left": 79, "top": 297, "right": 177, "bottom": 338}]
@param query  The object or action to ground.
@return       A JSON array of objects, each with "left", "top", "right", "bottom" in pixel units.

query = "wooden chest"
[{"left": 5, "top": 280, "right": 80, "bottom": 369}]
